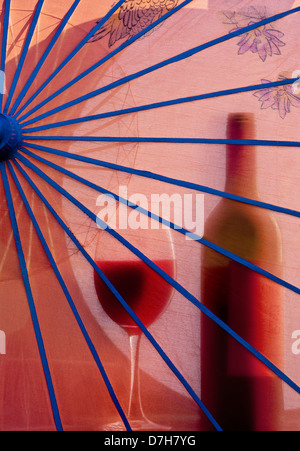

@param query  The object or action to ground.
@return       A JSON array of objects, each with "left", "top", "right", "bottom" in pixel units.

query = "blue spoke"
[
  {"left": 13, "top": 0, "right": 128, "bottom": 120},
  {"left": 9, "top": 0, "right": 82, "bottom": 117},
  {"left": 23, "top": 135, "right": 300, "bottom": 148},
  {"left": 7, "top": 159, "right": 132, "bottom": 432},
  {"left": 12, "top": 155, "right": 222, "bottom": 432},
  {"left": 15, "top": 0, "right": 194, "bottom": 121},
  {"left": 4, "top": 0, "right": 45, "bottom": 115},
  {"left": 0, "top": 0, "right": 11, "bottom": 111},
  {"left": 17, "top": 4, "right": 300, "bottom": 126},
  {"left": 19, "top": 146, "right": 300, "bottom": 295},
  {"left": 20, "top": 77, "right": 298, "bottom": 131},
  {"left": 21, "top": 143, "right": 300, "bottom": 220},
  {"left": 0, "top": 161, "right": 63, "bottom": 431},
  {"left": 14, "top": 152, "right": 300, "bottom": 399}
]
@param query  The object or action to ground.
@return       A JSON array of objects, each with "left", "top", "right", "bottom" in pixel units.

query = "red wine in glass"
[
  {"left": 94, "top": 257, "right": 175, "bottom": 430},
  {"left": 94, "top": 259, "right": 174, "bottom": 335}
]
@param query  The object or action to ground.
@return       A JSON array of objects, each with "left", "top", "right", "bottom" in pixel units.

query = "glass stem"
[{"left": 128, "top": 334, "right": 145, "bottom": 420}]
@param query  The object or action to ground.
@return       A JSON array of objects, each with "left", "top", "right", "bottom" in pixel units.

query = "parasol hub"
[{"left": 0, "top": 114, "right": 22, "bottom": 161}]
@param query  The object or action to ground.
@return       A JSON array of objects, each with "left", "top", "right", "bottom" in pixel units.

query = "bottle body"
[
  {"left": 201, "top": 200, "right": 284, "bottom": 431},
  {"left": 201, "top": 114, "right": 284, "bottom": 431}
]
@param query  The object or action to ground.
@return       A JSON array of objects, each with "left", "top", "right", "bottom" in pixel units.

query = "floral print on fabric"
[
  {"left": 222, "top": 6, "right": 286, "bottom": 62},
  {"left": 254, "top": 75, "right": 300, "bottom": 119}
]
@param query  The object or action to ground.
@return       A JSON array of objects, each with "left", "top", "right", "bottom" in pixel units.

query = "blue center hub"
[{"left": 0, "top": 114, "right": 22, "bottom": 161}]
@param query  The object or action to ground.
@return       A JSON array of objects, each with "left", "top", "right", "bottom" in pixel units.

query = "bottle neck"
[{"left": 225, "top": 114, "right": 258, "bottom": 198}]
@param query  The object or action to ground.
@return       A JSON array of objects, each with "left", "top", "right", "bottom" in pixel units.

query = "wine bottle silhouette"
[{"left": 201, "top": 113, "right": 284, "bottom": 431}]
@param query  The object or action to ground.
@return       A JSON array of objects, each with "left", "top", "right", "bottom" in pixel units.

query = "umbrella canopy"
[{"left": 0, "top": 0, "right": 299, "bottom": 431}]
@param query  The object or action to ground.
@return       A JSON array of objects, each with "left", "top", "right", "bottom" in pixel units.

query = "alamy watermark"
[
  {"left": 0, "top": 71, "right": 6, "bottom": 94},
  {"left": 292, "top": 330, "right": 300, "bottom": 355},
  {"left": 292, "top": 70, "right": 300, "bottom": 95},
  {"left": 96, "top": 187, "right": 204, "bottom": 240},
  {"left": 0, "top": 330, "right": 6, "bottom": 355}
]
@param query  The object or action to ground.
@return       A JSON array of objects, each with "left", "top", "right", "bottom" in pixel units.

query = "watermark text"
[
  {"left": 292, "top": 70, "right": 300, "bottom": 95},
  {"left": 96, "top": 187, "right": 204, "bottom": 240},
  {"left": 292, "top": 330, "right": 300, "bottom": 355},
  {"left": 0, "top": 330, "right": 6, "bottom": 355}
]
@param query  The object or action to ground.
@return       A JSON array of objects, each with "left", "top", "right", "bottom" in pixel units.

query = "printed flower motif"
[
  {"left": 253, "top": 77, "right": 300, "bottom": 119},
  {"left": 222, "top": 7, "right": 286, "bottom": 62},
  {"left": 234, "top": 25, "right": 285, "bottom": 62}
]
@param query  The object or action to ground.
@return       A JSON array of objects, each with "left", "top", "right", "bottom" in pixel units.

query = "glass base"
[{"left": 102, "top": 418, "right": 172, "bottom": 431}]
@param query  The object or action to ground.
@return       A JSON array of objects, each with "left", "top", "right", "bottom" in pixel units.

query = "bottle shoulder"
[
  {"left": 203, "top": 199, "right": 282, "bottom": 264},
  {"left": 206, "top": 198, "right": 281, "bottom": 231}
]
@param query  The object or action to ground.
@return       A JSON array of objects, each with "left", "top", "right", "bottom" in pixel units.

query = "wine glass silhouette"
[{"left": 94, "top": 206, "right": 176, "bottom": 431}]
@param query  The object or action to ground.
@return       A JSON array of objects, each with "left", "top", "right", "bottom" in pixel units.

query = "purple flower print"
[
  {"left": 223, "top": 7, "right": 286, "bottom": 62},
  {"left": 254, "top": 77, "right": 300, "bottom": 119},
  {"left": 235, "top": 25, "right": 285, "bottom": 62}
]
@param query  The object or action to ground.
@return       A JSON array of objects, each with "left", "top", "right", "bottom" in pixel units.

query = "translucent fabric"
[{"left": 0, "top": 0, "right": 299, "bottom": 431}]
